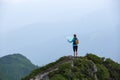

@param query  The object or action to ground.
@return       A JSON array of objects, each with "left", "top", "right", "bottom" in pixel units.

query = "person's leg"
[
  {"left": 73, "top": 46, "right": 75, "bottom": 57},
  {"left": 75, "top": 51, "right": 77, "bottom": 57},
  {"left": 75, "top": 46, "right": 78, "bottom": 57},
  {"left": 73, "top": 46, "right": 77, "bottom": 57}
]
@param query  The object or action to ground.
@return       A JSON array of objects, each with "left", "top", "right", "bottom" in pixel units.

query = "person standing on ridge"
[{"left": 68, "top": 34, "right": 79, "bottom": 57}]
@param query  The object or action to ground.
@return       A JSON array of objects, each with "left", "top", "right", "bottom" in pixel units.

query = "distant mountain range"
[
  {"left": 22, "top": 53, "right": 120, "bottom": 80},
  {"left": 0, "top": 54, "right": 37, "bottom": 80}
]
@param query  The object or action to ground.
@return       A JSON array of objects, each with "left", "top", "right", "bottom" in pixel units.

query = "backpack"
[
  {"left": 75, "top": 39, "right": 79, "bottom": 44},
  {"left": 73, "top": 38, "right": 79, "bottom": 45}
]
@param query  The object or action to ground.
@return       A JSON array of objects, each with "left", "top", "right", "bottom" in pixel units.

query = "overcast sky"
[{"left": 0, "top": 0, "right": 120, "bottom": 66}]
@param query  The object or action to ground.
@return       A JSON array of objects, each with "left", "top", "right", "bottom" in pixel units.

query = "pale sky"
[{"left": 0, "top": 0, "right": 120, "bottom": 66}]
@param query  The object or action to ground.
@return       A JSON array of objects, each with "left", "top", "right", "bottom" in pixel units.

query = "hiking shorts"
[{"left": 73, "top": 46, "right": 78, "bottom": 52}]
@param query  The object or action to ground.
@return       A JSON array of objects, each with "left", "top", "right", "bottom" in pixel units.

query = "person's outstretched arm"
[{"left": 68, "top": 39, "right": 73, "bottom": 43}]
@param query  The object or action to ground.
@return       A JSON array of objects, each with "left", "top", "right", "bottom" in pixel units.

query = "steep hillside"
[
  {"left": 0, "top": 54, "right": 37, "bottom": 80},
  {"left": 22, "top": 53, "right": 120, "bottom": 80}
]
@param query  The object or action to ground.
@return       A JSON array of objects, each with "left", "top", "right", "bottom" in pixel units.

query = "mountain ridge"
[{"left": 22, "top": 53, "right": 120, "bottom": 80}]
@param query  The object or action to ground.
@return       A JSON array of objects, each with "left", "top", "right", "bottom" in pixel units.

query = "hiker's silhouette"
[{"left": 68, "top": 34, "right": 79, "bottom": 57}]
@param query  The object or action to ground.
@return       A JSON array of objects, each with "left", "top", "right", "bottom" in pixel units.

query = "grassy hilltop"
[
  {"left": 0, "top": 54, "right": 37, "bottom": 80},
  {"left": 22, "top": 53, "right": 120, "bottom": 80}
]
